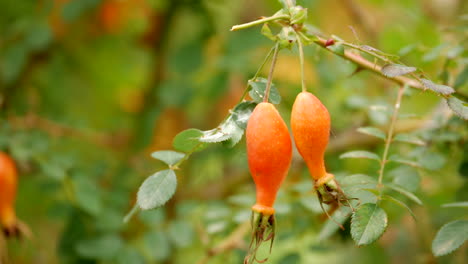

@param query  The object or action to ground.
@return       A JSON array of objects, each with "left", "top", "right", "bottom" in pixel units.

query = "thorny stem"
[
  {"left": 264, "top": 43, "right": 280, "bottom": 103},
  {"left": 296, "top": 34, "right": 307, "bottom": 92},
  {"left": 311, "top": 36, "right": 425, "bottom": 90},
  {"left": 341, "top": 42, "right": 392, "bottom": 63},
  {"left": 230, "top": 15, "right": 290, "bottom": 31},
  {"left": 377, "top": 85, "right": 406, "bottom": 196}
]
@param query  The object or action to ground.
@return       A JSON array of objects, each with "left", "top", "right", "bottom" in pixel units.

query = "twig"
[
  {"left": 313, "top": 37, "right": 425, "bottom": 90},
  {"left": 377, "top": 85, "right": 405, "bottom": 194},
  {"left": 231, "top": 15, "right": 290, "bottom": 31}
]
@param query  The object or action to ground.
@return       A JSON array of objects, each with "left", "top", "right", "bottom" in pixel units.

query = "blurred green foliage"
[{"left": 0, "top": 0, "right": 467, "bottom": 263}]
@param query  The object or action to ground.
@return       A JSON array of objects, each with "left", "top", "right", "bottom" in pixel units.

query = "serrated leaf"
[
  {"left": 200, "top": 128, "right": 231, "bottom": 143},
  {"left": 137, "top": 170, "right": 177, "bottom": 210},
  {"left": 231, "top": 101, "right": 256, "bottom": 129},
  {"left": 340, "top": 150, "right": 380, "bottom": 161},
  {"left": 357, "top": 127, "right": 386, "bottom": 140},
  {"left": 447, "top": 97, "right": 468, "bottom": 120},
  {"left": 222, "top": 120, "right": 244, "bottom": 147},
  {"left": 393, "top": 133, "right": 425, "bottom": 146},
  {"left": 200, "top": 116, "right": 242, "bottom": 143},
  {"left": 386, "top": 183, "right": 423, "bottom": 205},
  {"left": 421, "top": 79, "right": 455, "bottom": 95},
  {"left": 248, "top": 78, "right": 281, "bottom": 104},
  {"left": 151, "top": 151, "right": 185, "bottom": 166},
  {"left": 381, "top": 64, "right": 416, "bottom": 77},
  {"left": 351, "top": 203, "right": 388, "bottom": 246},
  {"left": 382, "top": 195, "right": 416, "bottom": 220},
  {"left": 432, "top": 220, "right": 468, "bottom": 257},
  {"left": 173, "top": 129, "right": 207, "bottom": 153},
  {"left": 441, "top": 201, "right": 468, "bottom": 208}
]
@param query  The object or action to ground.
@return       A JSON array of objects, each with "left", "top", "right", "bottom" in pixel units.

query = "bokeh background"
[{"left": 0, "top": 0, "right": 467, "bottom": 263}]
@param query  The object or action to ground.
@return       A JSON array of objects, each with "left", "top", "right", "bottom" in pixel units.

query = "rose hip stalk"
[
  {"left": 291, "top": 92, "right": 349, "bottom": 218},
  {"left": 245, "top": 102, "right": 292, "bottom": 263}
]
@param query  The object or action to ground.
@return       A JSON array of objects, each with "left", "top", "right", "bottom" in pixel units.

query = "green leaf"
[
  {"left": 116, "top": 248, "right": 145, "bottom": 264},
  {"left": 318, "top": 206, "right": 352, "bottom": 241},
  {"left": 420, "top": 79, "right": 455, "bottom": 95},
  {"left": 200, "top": 116, "right": 243, "bottom": 144},
  {"left": 386, "top": 183, "right": 423, "bottom": 205},
  {"left": 248, "top": 78, "right": 281, "bottom": 104},
  {"left": 441, "top": 201, "right": 468, "bottom": 208},
  {"left": 261, "top": 24, "right": 276, "bottom": 41},
  {"left": 381, "top": 64, "right": 416, "bottom": 77},
  {"left": 278, "top": 26, "right": 296, "bottom": 49},
  {"left": 137, "top": 170, "right": 177, "bottom": 210},
  {"left": 447, "top": 97, "right": 468, "bottom": 120},
  {"left": 75, "top": 234, "right": 124, "bottom": 260},
  {"left": 382, "top": 195, "right": 416, "bottom": 220},
  {"left": 389, "top": 166, "right": 421, "bottom": 192},
  {"left": 168, "top": 220, "right": 195, "bottom": 248},
  {"left": 151, "top": 150, "right": 185, "bottom": 166},
  {"left": 357, "top": 127, "right": 386, "bottom": 140},
  {"left": 341, "top": 174, "right": 378, "bottom": 204},
  {"left": 351, "top": 203, "right": 388, "bottom": 246},
  {"left": 418, "top": 152, "right": 446, "bottom": 171},
  {"left": 172, "top": 129, "right": 207, "bottom": 153},
  {"left": 290, "top": 5, "right": 307, "bottom": 24},
  {"left": 231, "top": 101, "right": 256, "bottom": 129},
  {"left": 142, "top": 231, "right": 171, "bottom": 261},
  {"left": 340, "top": 150, "right": 380, "bottom": 161},
  {"left": 222, "top": 122, "right": 244, "bottom": 147},
  {"left": 393, "top": 133, "right": 425, "bottom": 146},
  {"left": 454, "top": 65, "right": 468, "bottom": 89},
  {"left": 327, "top": 43, "right": 345, "bottom": 56},
  {"left": 432, "top": 220, "right": 468, "bottom": 257},
  {"left": 73, "top": 176, "right": 102, "bottom": 216}
]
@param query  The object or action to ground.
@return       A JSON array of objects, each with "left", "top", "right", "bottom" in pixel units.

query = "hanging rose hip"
[
  {"left": 291, "top": 92, "right": 349, "bottom": 213},
  {"left": 245, "top": 102, "right": 292, "bottom": 263}
]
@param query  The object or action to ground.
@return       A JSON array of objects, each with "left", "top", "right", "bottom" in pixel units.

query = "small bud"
[{"left": 325, "top": 39, "right": 335, "bottom": 47}]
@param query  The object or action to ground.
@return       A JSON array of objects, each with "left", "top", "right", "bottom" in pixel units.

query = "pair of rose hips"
[{"left": 247, "top": 91, "right": 338, "bottom": 216}]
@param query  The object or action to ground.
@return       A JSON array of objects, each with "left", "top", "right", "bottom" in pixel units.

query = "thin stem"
[
  {"left": 230, "top": 15, "right": 290, "bottom": 31},
  {"left": 377, "top": 85, "right": 405, "bottom": 194},
  {"left": 264, "top": 43, "right": 280, "bottom": 103},
  {"left": 236, "top": 45, "right": 276, "bottom": 105},
  {"left": 296, "top": 34, "right": 307, "bottom": 92},
  {"left": 285, "top": 0, "right": 295, "bottom": 8}
]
